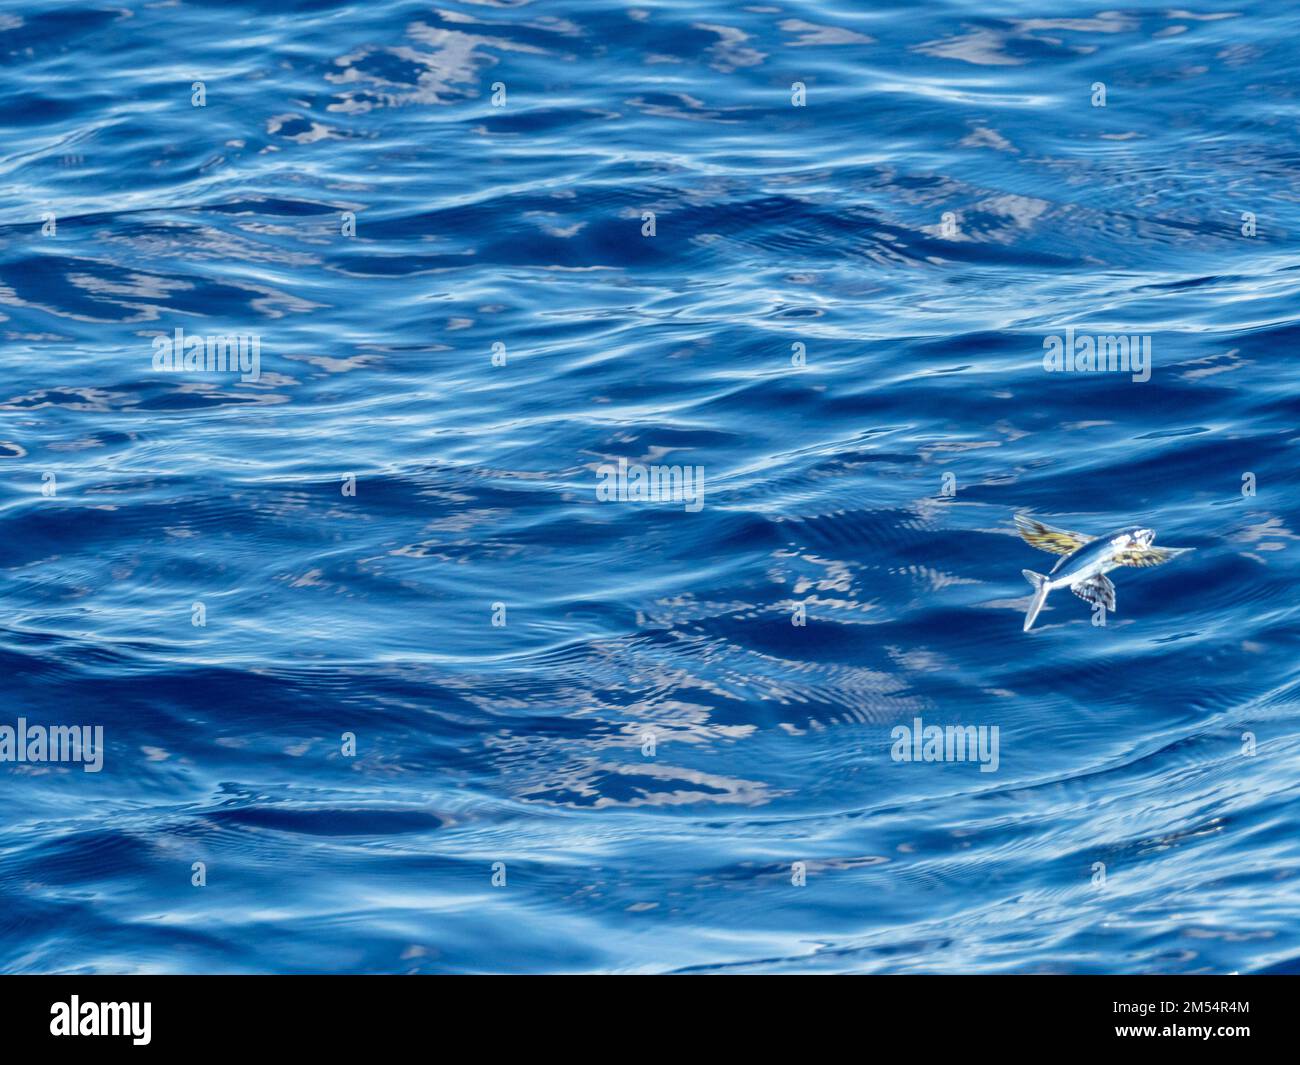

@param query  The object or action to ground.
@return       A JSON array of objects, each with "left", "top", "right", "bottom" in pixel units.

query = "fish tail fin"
[{"left": 1022, "top": 570, "right": 1050, "bottom": 632}]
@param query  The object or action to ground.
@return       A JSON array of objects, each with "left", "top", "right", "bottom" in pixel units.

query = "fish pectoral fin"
[
  {"left": 1114, "top": 546, "right": 1194, "bottom": 568},
  {"left": 1071, "top": 574, "right": 1116, "bottom": 611},
  {"left": 1015, "top": 513, "right": 1095, "bottom": 556}
]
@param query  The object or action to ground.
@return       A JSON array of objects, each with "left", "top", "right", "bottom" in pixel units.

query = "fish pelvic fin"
[
  {"left": 1022, "top": 569, "right": 1050, "bottom": 632},
  {"left": 1072, "top": 574, "right": 1116, "bottom": 612}
]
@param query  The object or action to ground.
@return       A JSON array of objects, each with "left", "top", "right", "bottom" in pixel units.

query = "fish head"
[{"left": 1111, "top": 526, "right": 1155, "bottom": 550}]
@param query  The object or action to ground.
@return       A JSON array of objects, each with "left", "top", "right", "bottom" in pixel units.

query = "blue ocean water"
[{"left": 1, "top": 0, "right": 1299, "bottom": 975}]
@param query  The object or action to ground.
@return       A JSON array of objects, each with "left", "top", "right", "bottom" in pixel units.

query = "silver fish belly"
[{"left": 1048, "top": 536, "right": 1122, "bottom": 589}]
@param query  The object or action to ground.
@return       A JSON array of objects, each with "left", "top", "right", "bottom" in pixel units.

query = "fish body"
[{"left": 1015, "top": 515, "right": 1192, "bottom": 631}]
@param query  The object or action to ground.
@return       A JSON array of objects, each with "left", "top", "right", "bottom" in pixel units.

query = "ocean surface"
[{"left": 2, "top": 0, "right": 1299, "bottom": 975}]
